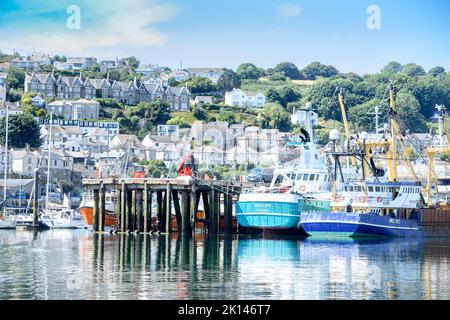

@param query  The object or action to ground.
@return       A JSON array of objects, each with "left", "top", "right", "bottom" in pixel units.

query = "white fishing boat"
[{"left": 236, "top": 108, "right": 336, "bottom": 234}]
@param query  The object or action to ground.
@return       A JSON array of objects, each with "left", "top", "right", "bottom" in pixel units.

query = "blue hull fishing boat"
[
  {"left": 299, "top": 84, "right": 450, "bottom": 238},
  {"left": 299, "top": 211, "right": 423, "bottom": 238}
]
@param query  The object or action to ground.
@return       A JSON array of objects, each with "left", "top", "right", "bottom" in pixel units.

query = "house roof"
[
  {"left": 0, "top": 179, "right": 34, "bottom": 188},
  {"left": 149, "top": 135, "right": 179, "bottom": 143},
  {"left": 169, "top": 86, "right": 190, "bottom": 96},
  {"left": 142, "top": 83, "right": 161, "bottom": 94},
  {"left": 73, "top": 99, "right": 99, "bottom": 105},
  {"left": 185, "top": 68, "right": 224, "bottom": 74},
  {"left": 243, "top": 90, "right": 261, "bottom": 97},
  {"left": 112, "top": 134, "right": 143, "bottom": 147},
  {"left": 31, "top": 73, "right": 55, "bottom": 83},
  {"left": 10, "top": 148, "right": 35, "bottom": 159},
  {"left": 194, "top": 96, "right": 213, "bottom": 103},
  {"left": 87, "top": 78, "right": 106, "bottom": 89}
]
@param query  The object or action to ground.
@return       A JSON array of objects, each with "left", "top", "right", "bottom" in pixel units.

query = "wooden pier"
[{"left": 83, "top": 177, "right": 263, "bottom": 235}]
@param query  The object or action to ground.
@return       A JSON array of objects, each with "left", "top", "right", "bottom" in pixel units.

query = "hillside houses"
[
  {"left": 54, "top": 57, "right": 97, "bottom": 71},
  {"left": 185, "top": 67, "right": 224, "bottom": 84},
  {"left": 10, "top": 53, "right": 51, "bottom": 70},
  {"left": 25, "top": 72, "right": 191, "bottom": 110}
]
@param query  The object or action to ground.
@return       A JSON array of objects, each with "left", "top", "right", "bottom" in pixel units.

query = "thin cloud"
[
  {"left": 0, "top": 0, "right": 179, "bottom": 55},
  {"left": 277, "top": 3, "right": 302, "bottom": 18}
]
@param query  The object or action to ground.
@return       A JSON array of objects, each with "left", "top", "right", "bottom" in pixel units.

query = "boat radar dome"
[{"left": 329, "top": 129, "right": 340, "bottom": 141}]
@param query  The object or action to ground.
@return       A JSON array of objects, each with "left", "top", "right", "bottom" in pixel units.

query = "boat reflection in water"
[{"left": 0, "top": 231, "right": 449, "bottom": 299}]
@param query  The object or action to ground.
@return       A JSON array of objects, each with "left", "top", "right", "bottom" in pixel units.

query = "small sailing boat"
[
  {"left": 0, "top": 103, "right": 16, "bottom": 229},
  {"left": 39, "top": 113, "right": 84, "bottom": 229},
  {"left": 41, "top": 194, "right": 84, "bottom": 229}
]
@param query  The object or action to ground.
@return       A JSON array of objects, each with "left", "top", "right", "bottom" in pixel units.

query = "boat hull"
[
  {"left": 79, "top": 206, "right": 116, "bottom": 228},
  {"left": 15, "top": 217, "right": 50, "bottom": 230},
  {"left": 236, "top": 193, "right": 301, "bottom": 233},
  {"left": 0, "top": 220, "right": 16, "bottom": 229},
  {"left": 299, "top": 212, "right": 423, "bottom": 238},
  {"left": 235, "top": 193, "right": 330, "bottom": 235},
  {"left": 41, "top": 218, "right": 84, "bottom": 229}
]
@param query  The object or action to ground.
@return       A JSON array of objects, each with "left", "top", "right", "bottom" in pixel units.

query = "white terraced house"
[{"left": 225, "top": 88, "right": 266, "bottom": 107}]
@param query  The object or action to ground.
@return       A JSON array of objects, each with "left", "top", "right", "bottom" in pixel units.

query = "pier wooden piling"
[
  {"left": 82, "top": 178, "right": 258, "bottom": 235},
  {"left": 165, "top": 183, "right": 172, "bottom": 234},
  {"left": 120, "top": 182, "right": 126, "bottom": 232},
  {"left": 143, "top": 183, "right": 150, "bottom": 233},
  {"left": 136, "top": 189, "right": 143, "bottom": 233},
  {"left": 93, "top": 189, "right": 100, "bottom": 232},
  {"left": 99, "top": 184, "right": 106, "bottom": 232},
  {"left": 32, "top": 169, "right": 39, "bottom": 228}
]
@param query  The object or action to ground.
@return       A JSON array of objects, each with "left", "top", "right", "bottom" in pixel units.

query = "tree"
[
  {"left": 274, "top": 62, "right": 303, "bottom": 80},
  {"left": 395, "top": 90, "right": 427, "bottom": 132},
  {"left": 166, "top": 116, "right": 191, "bottom": 128},
  {"left": 122, "top": 56, "right": 140, "bottom": 69},
  {"left": 402, "top": 63, "right": 426, "bottom": 77},
  {"left": 265, "top": 86, "right": 301, "bottom": 108},
  {"left": 268, "top": 72, "right": 287, "bottom": 81},
  {"left": 132, "top": 100, "right": 171, "bottom": 126},
  {"left": 217, "top": 109, "right": 236, "bottom": 124},
  {"left": 236, "top": 63, "right": 261, "bottom": 80},
  {"left": 192, "top": 105, "right": 208, "bottom": 120},
  {"left": 265, "top": 88, "right": 282, "bottom": 104},
  {"left": 258, "top": 103, "right": 292, "bottom": 132},
  {"left": 145, "top": 160, "right": 167, "bottom": 178},
  {"left": 348, "top": 99, "right": 383, "bottom": 132},
  {"left": 0, "top": 113, "right": 43, "bottom": 148},
  {"left": 407, "top": 75, "right": 450, "bottom": 118},
  {"left": 6, "top": 66, "right": 25, "bottom": 90},
  {"left": 380, "top": 61, "right": 402, "bottom": 75},
  {"left": 301, "top": 62, "right": 339, "bottom": 80},
  {"left": 217, "top": 69, "right": 241, "bottom": 92},
  {"left": 184, "top": 77, "right": 216, "bottom": 93},
  {"left": 60, "top": 180, "right": 74, "bottom": 194},
  {"left": 97, "top": 98, "right": 122, "bottom": 109},
  {"left": 428, "top": 66, "right": 446, "bottom": 77}
]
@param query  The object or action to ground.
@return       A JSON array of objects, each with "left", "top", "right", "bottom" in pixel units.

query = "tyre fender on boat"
[
  {"left": 377, "top": 196, "right": 383, "bottom": 203},
  {"left": 299, "top": 185, "right": 307, "bottom": 193}
]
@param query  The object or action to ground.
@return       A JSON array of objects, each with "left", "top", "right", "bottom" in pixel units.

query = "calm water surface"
[{"left": 0, "top": 230, "right": 449, "bottom": 300}]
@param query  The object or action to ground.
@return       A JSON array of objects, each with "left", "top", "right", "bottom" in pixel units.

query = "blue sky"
[{"left": 0, "top": 0, "right": 448, "bottom": 74}]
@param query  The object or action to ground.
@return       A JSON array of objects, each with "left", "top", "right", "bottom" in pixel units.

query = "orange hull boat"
[{"left": 80, "top": 207, "right": 116, "bottom": 228}]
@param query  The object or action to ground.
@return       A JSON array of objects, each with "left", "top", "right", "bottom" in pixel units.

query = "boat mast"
[
  {"left": 337, "top": 88, "right": 357, "bottom": 168},
  {"left": 3, "top": 103, "right": 9, "bottom": 216},
  {"left": 387, "top": 82, "right": 398, "bottom": 182},
  {"left": 45, "top": 113, "right": 53, "bottom": 210}
]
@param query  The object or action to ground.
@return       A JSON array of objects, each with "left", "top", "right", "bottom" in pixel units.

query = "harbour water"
[{"left": 0, "top": 230, "right": 449, "bottom": 300}]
